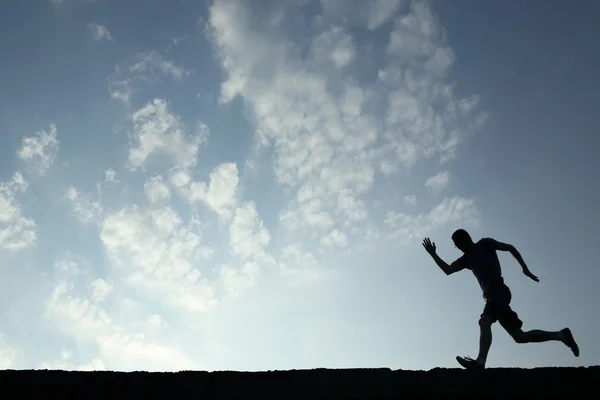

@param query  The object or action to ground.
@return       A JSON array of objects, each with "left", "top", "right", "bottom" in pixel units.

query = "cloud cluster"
[
  {"left": 0, "top": 174, "right": 35, "bottom": 252},
  {"left": 46, "top": 256, "right": 199, "bottom": 371},
  {"left": 208, "top": 0, "right": 484, "bottom": 249},
  {"left": 108, "top": 52, "right": 190, "bottom": 105},
  {"left": 425, "top": 171, "right": 450, "bottom": 193},
  {"left": 1, "top": 123, "right": 61, "bottom": 252}
]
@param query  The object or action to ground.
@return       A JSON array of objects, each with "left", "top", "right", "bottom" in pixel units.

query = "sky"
[{"left": 0, "top": 0, "right": 599, "bottom": 372}]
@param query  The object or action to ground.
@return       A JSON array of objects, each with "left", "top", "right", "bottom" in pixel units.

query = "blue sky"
[{"left": 0, "top": 0, "right": 598, "bottom": 371}]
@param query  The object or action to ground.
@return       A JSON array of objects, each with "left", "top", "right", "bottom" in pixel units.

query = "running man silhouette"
[{"left": 422, "top": 229, "right": 579, "bottom": 370}]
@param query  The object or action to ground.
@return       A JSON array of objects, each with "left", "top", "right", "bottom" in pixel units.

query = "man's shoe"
[
  {"left": 456, "top": 356, "right": 485, "bottom": 370},
  {"left": 561, "top": 328, "right": 580, "bottom": 357}
]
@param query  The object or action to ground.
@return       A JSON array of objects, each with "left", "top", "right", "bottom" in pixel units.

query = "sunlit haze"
[{"left": 0, "top": 0, "right": 598, "bottom": 371}]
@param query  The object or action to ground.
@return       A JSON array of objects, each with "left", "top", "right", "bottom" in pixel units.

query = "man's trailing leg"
[{"left": 510, "top": 327, "right": 579, "bottom": 357}]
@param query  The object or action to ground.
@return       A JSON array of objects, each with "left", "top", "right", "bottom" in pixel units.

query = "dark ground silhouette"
[{"left": 1, "top": 366, "right": 598, "bottom": 398}]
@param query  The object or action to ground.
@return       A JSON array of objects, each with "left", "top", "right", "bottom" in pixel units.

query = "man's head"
[{"left": 451, "top": 229, "right": 473, "bottom": 252}]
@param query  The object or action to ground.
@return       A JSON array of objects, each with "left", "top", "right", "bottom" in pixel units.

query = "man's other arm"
[
  {"left": 491, "top": 239, "right": 539, "bottom": 281},
  {"left": 492, "top": 240, "right": 526, "bottom": 268}
]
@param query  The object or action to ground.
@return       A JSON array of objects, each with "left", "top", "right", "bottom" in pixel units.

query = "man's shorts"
[{"left": 482, "top": 283, "right": 523, "bottom": 333}]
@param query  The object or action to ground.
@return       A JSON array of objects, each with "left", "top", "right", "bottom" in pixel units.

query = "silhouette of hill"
[{"left": 1, "top": 366, "right": 597, "bottom": 398}]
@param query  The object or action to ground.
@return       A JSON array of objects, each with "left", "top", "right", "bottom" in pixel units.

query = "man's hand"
[
  {"left": 422, "top": 237, "right": 462, "bottom": 275},
  {"left": 422, "top": 237, "right": 437, "bottom": 256},
  {"left": 523, "top": 269, "right": 539, "bottom": 282}
]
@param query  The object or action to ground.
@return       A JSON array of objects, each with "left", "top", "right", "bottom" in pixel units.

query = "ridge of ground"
[{"left": 1, "top": 366, "right": 596, "bottom": 398}]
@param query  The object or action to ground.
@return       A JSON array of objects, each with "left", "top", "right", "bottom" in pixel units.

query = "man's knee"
[{"left": 509, "top": 329, "right": 526, "bottom": 343}]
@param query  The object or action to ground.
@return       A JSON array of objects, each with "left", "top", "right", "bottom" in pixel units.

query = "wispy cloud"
[
  {"left": 0, "top": 173, "right": 36, "bottom": 252},
  {"left": 127, "top": 99, "right": 207, "bottom": 171},
  {"left": 17, "top": 123, "right": 59, "bottom": 176},
  {"left": 45, "top": 256, "right": 199, "bottom": 371},
  {"left": 39, "top": 349, "right": 105, "bottom": 371},
  {"left": 66, "top": 186, "right": 103, "bottom": 223},
  {"left": 129, "top": 50, "right": 190, "bottom": 81},
  {"left": 107, "top": 49, "right": 191, "bottom": 107},
  {"left": 104, "top": 169, "right": 118, "bottom": 185},
  {"left": 385, "top": 197, "right": 479, "bottom": 245},
  {"left": 404, "top": 193, "right": 417, "bottom": 206},
  {"left": 108, "top": 77, "right": 133, "bottom": 104},
  {"left": 87, "top": 23, "right": 113, "bottom": 41},
  {"left": 425, "top": 171, "right": 450, "bottom": 193},
  {"left": 0, "top": 334, "right": 17, "bottom": 369}
]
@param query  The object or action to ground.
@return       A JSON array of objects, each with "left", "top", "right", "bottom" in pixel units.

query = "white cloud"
[
  {"left": 144, "top": 175, "right": 171, "bottom": 204},
  {"left": 108, "top": 78, "right": 133, "bottom": 104},
  {"left": 404, "top": 193, "right": 417, "bottom": 206},
  {"left": 87, "top": 23, "right": 113, "bottom": 41},
  {"left": 220, "top": 258, "right": 265, "bottom": 299},
  {"left": 311, "top": 26, "right": 356, "bottom": 68},
  {"left": 0, "top": 180, "right": 36, "bottom": 252},
  {"left": 320, "top": 229, "right": 348, "bottom": 248},
  {"left": 280, "top": 198, "right": 336, "bottom": 234},
  {"left": 74, "top": 358, "right": 107, "bottom": 371},
  {"left": 278, "top": 244, "right": 337, "bottom": 286},
  {"left": 129, "top": 50, "right": 190, "bottom": 81},
  {"left": 17, "top": 123, "right": 59, "bottom": 176},
  {"left": 39, "top": 349, "right": 106, "bottom": 371},
  {"left": 97, "top": 333, "right": 197, "bottom": 371},
  {"left": 385, "top": 196, "right": 479, "bottom": 244},
  {"left": 100, "top": 203, "right": 218, "bottom": 313},
  {"left": 54, "top": 256, "right": 81, "bottom": 276},
  {"left": 170, "top": 162, "right": 239, "bottom": 221},
  {"left": 108, "top": 50, "right": 190, "bottom": 105},
  {"left": 320, "top": 0, "right": 405, "bottom": 30},
  {"left": 45, "top": 257, "right": 199, "bottom": 371},
  {"left": 66, "top": 186, "right": 103, "bottom": 223},
  {"left": 0, "top": 334, "right": 17, "bottom": 369},
  {"left": 229, "top": 201, "right": 271, "bottom": 261},
  {"left": 425, "top": 171, "right": 450, "bottom": 192},
  {"left": 190, "top": 163, "right": 239, "bottom": 220},
  {"left": 90, "top": 278, "right": 113, "bottom": 302},
  {"left": 104, "top": 169, "right": 118, "bottom": 184},
  {"left": 10, "top": 172, "right": 28, "bottom": 193},
  {"left": 47, "top": 279, "right": 112, "bottom": 337},
  {"left": 368, "top": 0, "right": 405, "bottom": 30},
  {"left": 147, "top": 314, "right": 167, "bottom": 330},
  {"left": 128, "top": 99, "right": 207, "bottom": 171},
  {"left": 220, "top": 201, "right": 274, "bottom": 298}
]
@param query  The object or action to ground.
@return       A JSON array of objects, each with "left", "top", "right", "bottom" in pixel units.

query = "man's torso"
[{"left": 459, "top": 238, "right": 504, "bottom": 295}]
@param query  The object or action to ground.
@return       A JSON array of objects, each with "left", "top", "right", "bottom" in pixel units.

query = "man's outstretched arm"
[
  {"left": 432, "top": 253, "right": 465, "bottom": 275},
  {"left": 493, "top": 240, "right": 539, "bottom": 282},
  {"left": 422, "top": 237, "right": 465, "bottom": 275}
]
